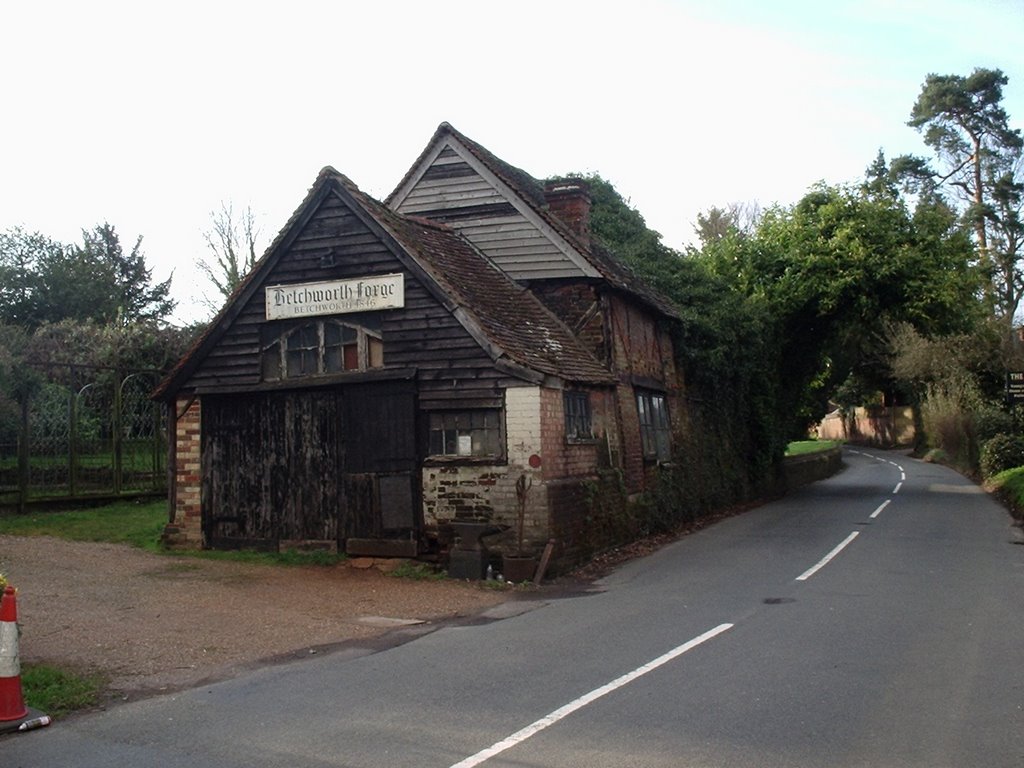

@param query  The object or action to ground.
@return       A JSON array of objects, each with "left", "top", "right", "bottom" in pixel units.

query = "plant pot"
[{"left": 502, "top": 554, "right": 537, "bottom": 583}]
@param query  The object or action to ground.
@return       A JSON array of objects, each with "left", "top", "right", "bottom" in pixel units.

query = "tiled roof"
[
  {"left": 393, "top": 122, "right": 680, "bottom": 321},
  {"left": 337, "top": 173, "right": 613, "bottom": 384},
  {"left": 154, "top": 168, "right": 613, "bottom": 400}
]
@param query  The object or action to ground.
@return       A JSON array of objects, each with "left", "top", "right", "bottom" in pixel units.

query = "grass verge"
[
  {"left": 388, "top": 560, "right": 446, "bottom": 580},
  {"left": 986, "top": 466, "right": 1024, "bottom": 523},
  {"left": 0, "top": 499, "right": 167, "bottom": 552},
  {"left": 785, "top": 439, "right": 841, "bottom": 457},
  {"left": 21, "top": 663, "right": 105, "bottom": 718},
  {"left": 0, "top": 500, "right": 346, "bottom": 566}
]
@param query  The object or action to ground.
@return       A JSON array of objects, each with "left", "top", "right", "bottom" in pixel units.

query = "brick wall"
[
  {"left": 818, "top": 406, "right": 915, "bottom": 447},
  {"left": 540, "top": 387, "right": 566, "bottom": 478},
  {"left": 540, "top": 386, "right": 614, "bottom": 479},
  {"left": 546, "top": 478, "right": 592, "bottom": 569},
  {"left": 162, "top": 396, "right": 203, "bottom": 548},
  {"left": 421, "top": 387, "right": 549, "bottom": 554},
  {"left": 544, "top": 179, "right": 591, "bottom": 245}
]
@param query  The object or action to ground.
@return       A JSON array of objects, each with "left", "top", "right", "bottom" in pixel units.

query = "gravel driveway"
[{"left": 0, "top": 536, "right": 510, "bottom": 703}]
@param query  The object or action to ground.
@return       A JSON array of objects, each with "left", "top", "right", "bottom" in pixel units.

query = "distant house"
[{"left": 154, "top": 124, "right": 683, "bottom": 569}]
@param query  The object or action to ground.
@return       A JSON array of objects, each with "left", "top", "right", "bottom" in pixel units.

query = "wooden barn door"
[
  {"left": 273, "top": 391, "right": 343, "bottom": 546},
  {"left": 201, "top": 382, "right": 418, "bottom": 551},
  {"left": 202, "top": 392, "right": 344, "bottom": 550},
  {"left": 201, "top": 393, "right": 279, "bottom": 550},
  {"left": 339, "top": 381, "right": 419, "bottom": 545}
]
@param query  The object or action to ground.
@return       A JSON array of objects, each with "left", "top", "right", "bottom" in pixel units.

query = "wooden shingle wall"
[{"left": 180, "top": 192, "right": 524, "bottom": 409}]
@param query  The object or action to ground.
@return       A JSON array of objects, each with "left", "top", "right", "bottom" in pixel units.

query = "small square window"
[{"left": 284, "top": 324, "right": 319, "bottom": 377}]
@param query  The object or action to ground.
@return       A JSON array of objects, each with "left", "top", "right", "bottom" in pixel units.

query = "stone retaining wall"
[{"left": 783, "top": 447, "right": 843, "bottom": 489}]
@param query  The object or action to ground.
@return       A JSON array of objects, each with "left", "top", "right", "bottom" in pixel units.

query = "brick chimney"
[{"left": 544, "top": 179, "right": 591, "bottom": 246}]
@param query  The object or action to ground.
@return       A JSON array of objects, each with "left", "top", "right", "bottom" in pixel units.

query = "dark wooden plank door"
[
  {"left": 201, "top": 394, "right": 277, "bottom": 549},
  {"left": 201, "top": 381, "right": 419, "bottom": 550},
  {"left": 340, "top": 381, "right": 419, "bottom": 540}
]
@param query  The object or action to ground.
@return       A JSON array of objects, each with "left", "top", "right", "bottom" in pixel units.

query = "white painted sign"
[{"left": 265, "top": 274, "right": 405, "bottom": 320}]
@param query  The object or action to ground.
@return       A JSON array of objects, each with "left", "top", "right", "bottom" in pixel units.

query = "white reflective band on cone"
[{"left": 0, "top": 621, "right": 19, "bottom": 678}]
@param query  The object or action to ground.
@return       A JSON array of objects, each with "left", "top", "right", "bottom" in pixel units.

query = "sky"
[{"left": 3, "top": 0, "right": 1023, "bottom": 325}]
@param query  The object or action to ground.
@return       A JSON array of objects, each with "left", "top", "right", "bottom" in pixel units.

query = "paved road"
[{"left": 4, "top": 448, "right": 1023, "bottom": 766}]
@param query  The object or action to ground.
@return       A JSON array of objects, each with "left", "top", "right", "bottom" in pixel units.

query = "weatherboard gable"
[{"left": 389, "top": 131, "right": 600, "bottom": 282}]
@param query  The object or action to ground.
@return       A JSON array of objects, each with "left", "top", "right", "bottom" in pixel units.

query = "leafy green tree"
[
  {"left": 78, "top": 223, "right": 175, "bottom": 326},
  {"left": 586, "top": 174, "right": 677, "bottom": 265},
  {"left": 0, "top": 224, "right": 175, "bottom": 328},
  {"left": 987, "top": 161, "right": 1024, "bottom": 317},
  {"left": 585, "top": 175, "right": 785, "bottom": 496},
  {"left": 901, "top": 67, "right": 1023, "bottom": 317},
  {"left": 0, "top": 228, "right": 61, "bottom": 326},
  {"left": 32, "top": 231, "right": 121, "bottom": 327},
  {"left": 699, "top": 183, "right": 982, "bottom": 437}
]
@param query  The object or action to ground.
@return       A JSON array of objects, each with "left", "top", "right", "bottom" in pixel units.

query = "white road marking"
[
  {"left": 454, "top": 450, "right": 906, "bottom": 766},
  {"left": 893, "top": 481, "right": 903, "bottom": 494},
  {"left": 796, "top": 532, "right": 860, "bottom": 582},
  {"left": 448, "top": 624, "right": 735, "bottom": 768}
]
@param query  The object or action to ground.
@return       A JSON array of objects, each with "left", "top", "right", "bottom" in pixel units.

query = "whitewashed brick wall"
[
  {"left": 505, "top": 386, "right": 541, "bottom": 465},
  {"left": 421, "top": 386, "right": 549, "bottom": 552}
]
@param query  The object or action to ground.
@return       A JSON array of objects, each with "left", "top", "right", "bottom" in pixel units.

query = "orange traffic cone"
[{"left": 0, "top": 585, "right": 28, "bottom": 723}]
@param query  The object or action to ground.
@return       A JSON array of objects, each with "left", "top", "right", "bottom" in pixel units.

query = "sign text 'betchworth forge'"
[{"left": 265, "top": 274, "right": 405, "bottom": 320}]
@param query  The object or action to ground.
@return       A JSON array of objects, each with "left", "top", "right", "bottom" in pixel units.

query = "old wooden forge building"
[{"left": 155, "top": 123, "right": 683, "bottom": 569}]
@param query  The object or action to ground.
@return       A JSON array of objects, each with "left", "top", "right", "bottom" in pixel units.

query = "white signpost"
[{"left": 265, "top": 274, "right": 405, "bottom": 320}]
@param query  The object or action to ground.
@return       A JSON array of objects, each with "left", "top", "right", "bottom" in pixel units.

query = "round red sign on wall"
[{"left": 528, "top": 454, "right": 542, "bottom": 468}]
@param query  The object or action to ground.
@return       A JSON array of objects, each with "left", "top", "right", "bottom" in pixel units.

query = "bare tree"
[
  {"left": 197, "top": 203, "right": 262, "bottom": 308},
  {"left": 694, "top": 202, "right": 761, "bottom": 246}
]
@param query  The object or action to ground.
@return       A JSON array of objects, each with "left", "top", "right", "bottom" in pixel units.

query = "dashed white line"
[
  {"left": 449, "top": 623, "right": 735, "bottom": 768},
  {"left": 450, "top": 450, "right": 909, "bottom": 766},
  {"left": 796, "top": 531, "right": 860, "bottom": 582}
]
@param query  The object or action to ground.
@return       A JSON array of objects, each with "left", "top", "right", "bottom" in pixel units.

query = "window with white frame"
[
  {"left": 261, "top": 319, "right": 383, "bottom": 381},
  {"left": 636, "top": 390, "right": 671, "bottom": 461}
]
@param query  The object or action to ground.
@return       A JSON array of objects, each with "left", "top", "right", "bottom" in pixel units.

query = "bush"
[
  {"left": 980, "top": 433, "right": 1024, "bottom": 477},
  {"left": 972, "top": 406, "right": 1016, "bottom": 444},
  {"left": 921, "top": 381, "right": 981, "bottom": 472},
  {"left": 987, "top": 466, "right": 1024, "bottom": 523}
]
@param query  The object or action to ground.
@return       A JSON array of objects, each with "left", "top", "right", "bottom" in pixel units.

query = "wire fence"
[{"left": 0, "top": 366, "right": 166, "bottom": 510}]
